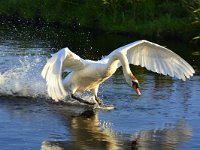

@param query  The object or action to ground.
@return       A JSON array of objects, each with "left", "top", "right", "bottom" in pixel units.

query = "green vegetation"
[
  {"left": 0, "top": 0, "right": 199, "bottom": 41},
  {"left": 185, "top": 0, "right": 200, "bottom": 40}
]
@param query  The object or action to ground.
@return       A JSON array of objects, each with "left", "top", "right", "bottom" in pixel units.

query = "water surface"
[{"left": 0, "top": 23, "right": 200, "bottom": 150}]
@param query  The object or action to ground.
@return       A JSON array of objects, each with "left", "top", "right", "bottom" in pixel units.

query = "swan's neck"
[
  {"left": 118, "top": 54, "right": 132, "bottom": 83},
  {"left": 119, "top": 53, "right": 132, "bottom": 75},
  {"left": 107, "top": 53, "right": 132, "bottom": 83}
]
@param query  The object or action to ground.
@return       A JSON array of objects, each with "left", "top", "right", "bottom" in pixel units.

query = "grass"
[{"left": 0, "top": 0, "right": 199, "bottom": 41}]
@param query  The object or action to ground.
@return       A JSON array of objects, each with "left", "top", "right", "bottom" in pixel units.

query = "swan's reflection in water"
[
  {"left": 41, "top": 109, "right": 192, "bottom": 150},
  {"left": 130, "top": 119, "right": 192, "bottom": 150},
  {"left": 41, "top": 110, "right": 118, "bottom": 150}
]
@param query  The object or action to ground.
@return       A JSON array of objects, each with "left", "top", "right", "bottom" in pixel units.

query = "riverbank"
[{"left": 0, "top": 0, "right": 199, "bottom": 42}]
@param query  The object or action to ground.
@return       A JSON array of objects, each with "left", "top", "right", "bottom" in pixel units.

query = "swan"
[{"left": 41, "top": 40, "right": 195, "bottom": 105}]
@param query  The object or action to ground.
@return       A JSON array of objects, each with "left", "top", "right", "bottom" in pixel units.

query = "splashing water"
[
  {"left": 0, "top": 55, "right": 49, "bottom": 98},
  {"left": 0, "top": 54, "right": 96, "bottom": 104}
]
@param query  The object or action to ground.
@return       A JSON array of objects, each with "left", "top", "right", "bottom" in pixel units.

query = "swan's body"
[{"left": 41, "top": 40, "right": 195, "bottom": 104}]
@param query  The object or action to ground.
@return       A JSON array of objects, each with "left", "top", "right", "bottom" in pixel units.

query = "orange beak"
[{"left": 133, "top": 84, "right": 141, "bottom": 95}]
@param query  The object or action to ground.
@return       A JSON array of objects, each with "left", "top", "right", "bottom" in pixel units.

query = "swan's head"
[
  {"left": 125, "top": 73, "right": 141, "bottom": 95},
  {"left": 128, "top": 74, "right": 141, "bottom": 95},
  {"left": 132, "top": 79, "right": 141, "bottom": 95}
]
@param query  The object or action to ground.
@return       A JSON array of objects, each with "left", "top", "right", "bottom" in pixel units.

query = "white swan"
[{"left": 41, "top": 40, "right": 195, "bottom": 105}]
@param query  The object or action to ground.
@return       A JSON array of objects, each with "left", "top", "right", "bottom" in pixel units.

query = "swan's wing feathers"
[
  {"left": 121, "top": 40, "right": 195, "bottom": 80},
  {"left": 62, "top": 49, "right": 86, "bottom": 72},
  {"left": 41, "top": 47, "right": 86, "bottom": 101}
]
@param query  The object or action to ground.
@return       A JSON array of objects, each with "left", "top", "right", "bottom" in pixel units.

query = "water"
[{"left": 0, "top": 23, "right": 200, "bottom": 150}]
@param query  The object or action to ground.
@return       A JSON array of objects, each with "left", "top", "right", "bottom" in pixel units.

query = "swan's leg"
[
  {"left": 91, "top": 86, "right": 104, "bottom": 106},
  {"left": 71, "top": 94, "right": 96, "bottom": 105},
  {"left": 95, "top": 96, "right": 104, "bottom": 106}
]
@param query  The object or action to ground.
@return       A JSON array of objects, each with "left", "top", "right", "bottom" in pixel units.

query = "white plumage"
[{"left": 41, "top": 40, "right": 195, "bottom": 103}]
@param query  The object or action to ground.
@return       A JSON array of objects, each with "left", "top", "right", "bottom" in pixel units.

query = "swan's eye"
[{"left": 132, "top": 80, "right": 140, "bottom": 88}]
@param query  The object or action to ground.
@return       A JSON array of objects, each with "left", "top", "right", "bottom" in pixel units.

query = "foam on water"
[{"left": 0, "top": 55, "right": 49, "bottom": 98}]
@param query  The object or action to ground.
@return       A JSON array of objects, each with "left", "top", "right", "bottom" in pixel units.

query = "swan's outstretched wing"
[
  {"left": 106, "top": 40, "right": 195, "bottom": 80},
  {"left": 41, "top": 47, "right": 86, "bottom": 101}
]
